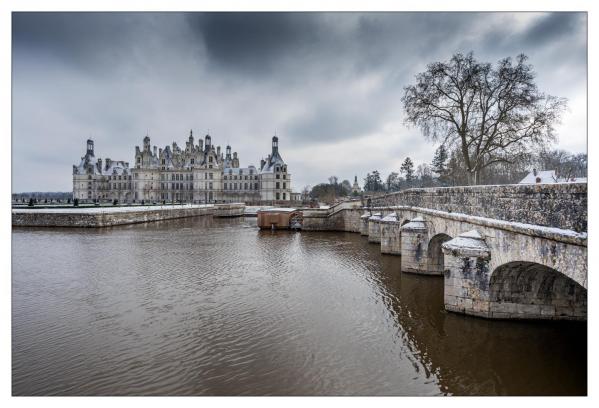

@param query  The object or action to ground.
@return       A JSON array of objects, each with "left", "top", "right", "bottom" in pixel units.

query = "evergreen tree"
[
  {"left": 431, "top": 145, "right": 448, "bottom": 175},
  {"left": 400, "top": 158, "right": 415, "bottom": 184}
]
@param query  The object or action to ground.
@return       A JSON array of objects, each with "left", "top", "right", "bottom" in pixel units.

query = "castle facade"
[{"left": 73, "top": 132, "right": 292, "bottom": 204}]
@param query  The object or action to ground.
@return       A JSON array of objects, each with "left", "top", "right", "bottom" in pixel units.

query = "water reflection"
[{"left": 12, "top": 217, "right": 586, "bottom": 395}]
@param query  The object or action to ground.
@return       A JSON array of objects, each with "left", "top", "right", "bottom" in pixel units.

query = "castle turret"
[
  {"left": 226, "top": 145, "right": 232, "bottom": 160},
  {"left": 205, "top": 134, "right": 212, "bottom": 150},
  {"left": 143, "top": 135, "right": 151, "bottom": 152}
]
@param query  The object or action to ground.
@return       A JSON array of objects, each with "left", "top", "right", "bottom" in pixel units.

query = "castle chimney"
[
  {"left": 272, "top": 136, "right": 279, "bottom": 156},
  {"left": 86, "top": 139, "right": 94, "bottom": 156}
]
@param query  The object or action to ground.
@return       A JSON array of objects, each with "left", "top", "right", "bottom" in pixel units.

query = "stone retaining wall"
[{"left": 12, "top": 203, "right": 245, "bottom": 227}]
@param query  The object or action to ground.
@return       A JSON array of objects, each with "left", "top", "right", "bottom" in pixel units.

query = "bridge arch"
[
  {"left": 488, "top": 261, "right": 587, "bottom": 320},
  {"left": 427, "top": 233, "right": 452, "bottom": 275}
]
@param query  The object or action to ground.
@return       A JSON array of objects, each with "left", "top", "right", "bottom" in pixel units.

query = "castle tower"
[
  {"left": 143, "top": 135, "right": 151, "bottom": 152},
  {"left": 352, "top": 174, "right": 361, "bottom": 194},
  {"left": 226, "top": 145, "right": 232, "bottom": 160}
]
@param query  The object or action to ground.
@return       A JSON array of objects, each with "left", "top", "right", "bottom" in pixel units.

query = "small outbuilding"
[{"left": 257, "top": 208, "right": 302, "bottom": 230}]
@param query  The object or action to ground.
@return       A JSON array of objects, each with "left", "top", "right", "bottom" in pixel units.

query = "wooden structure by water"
[{"left": 256, "top": 208, "right": 302, "bottom": 230}]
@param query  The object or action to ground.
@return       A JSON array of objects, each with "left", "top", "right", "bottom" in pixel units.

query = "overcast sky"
[{"left": 12, "top": 12, "right": 587, "bottom": 192}]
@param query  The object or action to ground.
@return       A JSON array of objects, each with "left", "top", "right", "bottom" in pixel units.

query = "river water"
[{"left": 12, "top": 217, "right": 587, "bottom": 396}]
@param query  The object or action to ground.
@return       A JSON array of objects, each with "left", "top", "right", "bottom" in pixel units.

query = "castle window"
[
  {"left": 283, "top": 174, "right": 286, "bottom": 179},
  {"left": 276, "top": 174, "right": 280, "bottom": 179},
  {"left": 191, "top": 159, "right": 194, "bottom": 164},
  {"left": 276, "top": 193, "right": 280, "bottom": 200},
  {"left": 224, "top": 183, "right": 227, "bottom": 190},
  {"left": 244, "top": 183, "right": 248, "bottom": 190},
  {"left": 283, "top": 193, "right": 286, "bottom": 200},
  {"left": 283, "top": 182, "right": 286, "bottom": 189},
  {"left": 209, "top": 173, "right": 213, "bottom": 180},
  {"left": 224, "top": 176, "right": 227, "bottom": 180},
  {"left": 255, "top": 182, "right": 259, "bottom": 189},
  {"left": 209, "top": 156, "right": 213, "bottom": 163},
  {"left": 276, "top": 182, "right": 280, "bottom": 189},
  {"left": 209, "top": 182, "right": 213, "bottom": 189}
]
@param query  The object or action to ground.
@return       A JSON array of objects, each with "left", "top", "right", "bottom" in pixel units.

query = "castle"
[{"left": 73, "top": 132, "right": 292, "bottom": 204}]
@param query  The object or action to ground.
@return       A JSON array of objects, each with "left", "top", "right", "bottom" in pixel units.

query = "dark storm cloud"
[
  {"left": 12, "top": 12, "right": 587, "bottom": 192},
  {"left": 521, "top": 12, "right": 584, "bottom": 45},
  {"left": 186, "top": 13, "right": 325, "bottom": 74}
]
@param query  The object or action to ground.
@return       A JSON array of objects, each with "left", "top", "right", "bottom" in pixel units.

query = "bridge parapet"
[{"left": 368, "top": 183, "right": 587, "bottom": 232}]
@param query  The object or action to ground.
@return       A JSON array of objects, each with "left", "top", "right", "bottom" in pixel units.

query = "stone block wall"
[{"left": 368, "top": 183, "right": 587, "bottom": 232}]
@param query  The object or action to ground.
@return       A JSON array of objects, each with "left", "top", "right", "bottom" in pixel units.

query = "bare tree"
[
  {"left": 386, "top": 172, "right": 400, "bottom": 191},
  {"left": 402, "top": 52, "right": 567, "bottom": 185}
]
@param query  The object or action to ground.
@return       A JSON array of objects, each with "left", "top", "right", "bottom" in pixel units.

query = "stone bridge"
[{"left": 302, "top": 183, "right": 587, "bottom": 321}]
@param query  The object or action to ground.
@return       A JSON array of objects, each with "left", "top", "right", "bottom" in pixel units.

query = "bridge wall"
[{"left": 367, "top": 183, "right": 587, "bottom": 232}]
